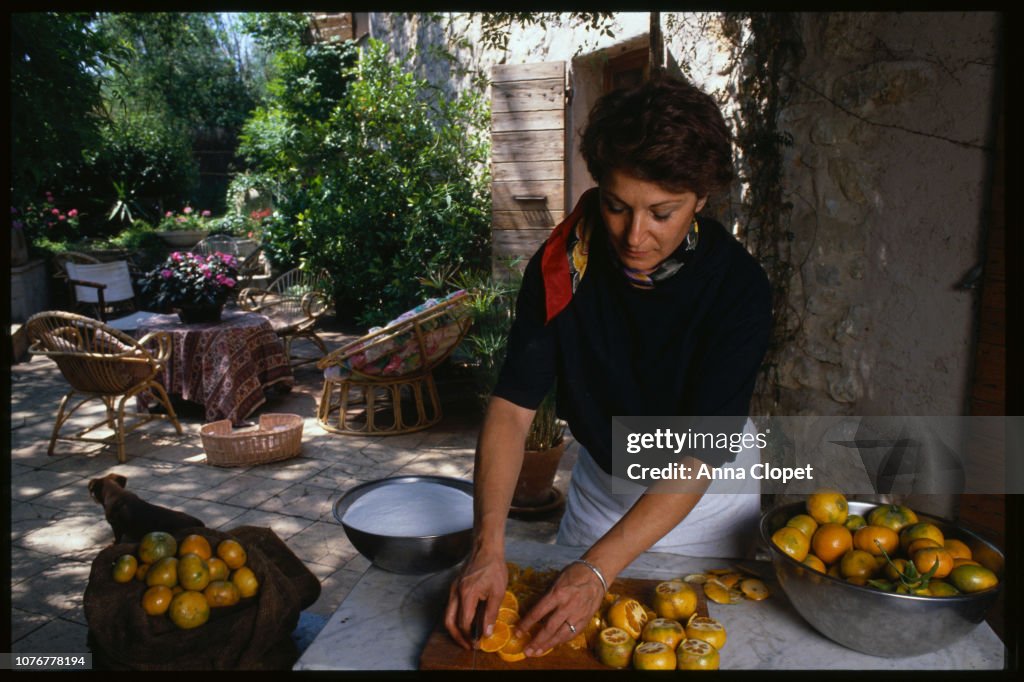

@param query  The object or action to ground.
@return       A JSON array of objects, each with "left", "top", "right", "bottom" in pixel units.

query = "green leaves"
[{"left": 238, "top": 37, "right": 490, "bottom": 326}]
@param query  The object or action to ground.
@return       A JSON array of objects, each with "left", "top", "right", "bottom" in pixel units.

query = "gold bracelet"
[{"left": 569, "top": 558, "right": 608, "bottom": 594}]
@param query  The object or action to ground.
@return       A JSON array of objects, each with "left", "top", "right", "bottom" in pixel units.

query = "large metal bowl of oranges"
[{"left": 760, "top": 493, "right": 1003, "bottom": 657}]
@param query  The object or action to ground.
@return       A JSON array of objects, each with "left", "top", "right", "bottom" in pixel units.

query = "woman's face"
[{"left": 599, "top": 169, "right": 707, "bottom": 272}]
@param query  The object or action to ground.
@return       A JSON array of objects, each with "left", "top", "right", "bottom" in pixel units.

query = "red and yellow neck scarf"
[{"left": 540, "top": 188, "right": 699, "bottom": 324}]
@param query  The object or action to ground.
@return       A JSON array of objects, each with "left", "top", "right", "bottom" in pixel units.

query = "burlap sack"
[{"left": 84, "top": 525, "right": 321, "bottom": 670}]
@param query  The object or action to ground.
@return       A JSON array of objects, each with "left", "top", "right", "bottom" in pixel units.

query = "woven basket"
[{"left": 200, "top": 413, "right": 303, "bottom": 467}]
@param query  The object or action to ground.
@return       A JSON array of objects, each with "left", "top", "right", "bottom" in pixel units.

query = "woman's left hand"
[{"left": 515, "top": 560, "right": 607, "bottom": 656}]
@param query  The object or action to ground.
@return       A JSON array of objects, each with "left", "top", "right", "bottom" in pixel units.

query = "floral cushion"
[{"left": 326, "top": 290, "right": 467, "bottom": 379}]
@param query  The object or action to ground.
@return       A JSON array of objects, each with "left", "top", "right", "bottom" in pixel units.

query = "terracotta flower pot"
[{"left": 513, "top": 438, "right": 566, "bottom": 508}]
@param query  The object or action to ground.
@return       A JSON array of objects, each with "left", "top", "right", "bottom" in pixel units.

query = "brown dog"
[{"left": 88, "top": 473, "right": 205, "bottom": 543}]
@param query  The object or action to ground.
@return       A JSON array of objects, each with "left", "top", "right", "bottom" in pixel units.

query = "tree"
[{"left": 9, "top": 13, "right": 119, "bottom": 204}]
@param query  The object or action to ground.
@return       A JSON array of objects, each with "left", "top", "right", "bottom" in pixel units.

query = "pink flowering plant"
[
  {"left": 140, "top": 251, "right": 239, "bottom": 309},
  {"left": 14, "top": 191, "right": 82, "bottom": 244},
  {"left": 156, "top": 206, "right": 213, "bottom": 232}
]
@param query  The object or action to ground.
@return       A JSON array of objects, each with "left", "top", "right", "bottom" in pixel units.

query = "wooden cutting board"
[{"left": 419, "top": 577, "right": 708, "bottom": 670}]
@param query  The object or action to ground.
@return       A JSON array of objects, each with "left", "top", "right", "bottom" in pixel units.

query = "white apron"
[{"left": 556, "top": 418, "right": 763, "bottom": 559}]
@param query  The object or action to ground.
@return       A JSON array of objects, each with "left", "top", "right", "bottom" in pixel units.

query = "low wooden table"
[{"left": 136, "top": 309, "right": 294, "bottom": 425}]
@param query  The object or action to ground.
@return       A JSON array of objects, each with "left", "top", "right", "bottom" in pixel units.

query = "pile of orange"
[
  {"left": 770, "top": 490, "right": 1000, "bottom": 596},
  {"left": 110, "top": 532, "right": 260, "bottom": 629},
  {"left": 477, "top": 562, "right": 731, "bottom": 670}
]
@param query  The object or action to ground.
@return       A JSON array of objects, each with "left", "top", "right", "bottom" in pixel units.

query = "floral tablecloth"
[{"left": 136, "top": 310, "right": 294, "bottom": 425}]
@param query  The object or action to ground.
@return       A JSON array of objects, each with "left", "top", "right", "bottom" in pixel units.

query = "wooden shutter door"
[{"left": 490, "top": 62, "right": 566, "bottom": 275}]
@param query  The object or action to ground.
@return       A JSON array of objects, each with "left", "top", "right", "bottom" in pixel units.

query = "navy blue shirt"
[{"left": 493, "top": 202, "right": 772, "bottom": 474}]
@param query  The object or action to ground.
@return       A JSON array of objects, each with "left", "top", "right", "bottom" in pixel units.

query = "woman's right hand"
[{"left": 444, "top": 549, "right": 508, "bottom": 650}]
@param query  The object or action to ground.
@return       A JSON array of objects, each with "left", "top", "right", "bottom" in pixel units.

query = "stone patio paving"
[{"left": 8, "top": 319, "right": 573, "bottom": 658}]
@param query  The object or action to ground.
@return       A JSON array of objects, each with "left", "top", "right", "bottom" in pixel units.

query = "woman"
[{"left": 445, "top": 75, "right": 772, "bottom": 656}]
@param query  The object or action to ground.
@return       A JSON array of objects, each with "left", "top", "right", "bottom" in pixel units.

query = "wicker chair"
[
  {"left": 316, "top": 290, "right": 472, "bottom": 435},
  {"left": 25, "top": 311, "right": 183, "bottom": 463},
  {"left": 238, "top": 267, "right": 332, "bottom": 367}
]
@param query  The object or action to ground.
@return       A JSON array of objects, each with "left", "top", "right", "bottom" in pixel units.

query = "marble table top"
[{"left": 294, "top": 538, "right": 1005, "bottom": 671}]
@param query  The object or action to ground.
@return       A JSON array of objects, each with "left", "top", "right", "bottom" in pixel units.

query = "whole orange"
[{"left": 811, "top": 523, "right": 853, "bottom": 565}]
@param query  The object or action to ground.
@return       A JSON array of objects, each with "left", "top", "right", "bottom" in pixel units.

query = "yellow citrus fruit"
[
  {"left": 231, "top": 566, "right": 260, "bottom": 598},
  {"left": 112, "top": 554, "right": 138, "bottom": 583},
  {"left": 771, "top": 526, "right": 810, "bottom": 562},
  {"left": 953, "top": 558, "right": 981, "bottom": 569},
  {"left": 172, "top": 585, "right": 183, "bottom": 595},
  {"left": 906, "top": 538, "right": 942, "bottom": 556},
  {"left": 141, "top": 585, "right": 173, "bottom": 616},
  {"left": 900, "top": 523, "right": 945, "bottom": 553},
  {"left": 203, "top": 580, "right": 241, "bottom": 607},
  {"left": 135, "top": 562, "right": 151, "bottom": 582},
  {"left": 641, "top": 617, "right": 685, "bottom": 649},
  {"left": 607, "top": 597, "right": 650, "bottom": 638},
  {"left": 207, "top": 557, "right": 229, "bottom": 582},
  {"left": 853, "top": 525, "right": 900, "bottom": 556},
  {"left": 811, "top": 523, "right": 853, "bottom": 565},
  {"left": 806, "top": 489, "right": 849, "bottom": 525},
  {"left": 840, "top": 549, "right": 879, "bottom": 580},
  {"left": 596, "top": 627, "right": 635, "bottom": 669},
  {"left": 138, "top": 531, "right": 177, "bottom": 564},
  {"left": 177, "top": 553, "right": 211, "bottom": 592},
  {"left": 843, "top": 514, "right": 867, "bottom": 531},
  {"left": 633, "top": 641, "right": 676, "bottom": 670},
  {"left": 786, "top": 514, "right": 818, "bottom": 539},
  {"left": 216, "top": 539, "right": 247, "bottom": 570},
  {"left": 477, "top": 620, "right": 511, "bottom": 653},
  {"left": 866, "top": 504, "right": 919, "bottom": 534},
  {"left": 949, "top": 564, "right": 998, "bottom": 593},
  {"left": 944, "top": 539, "right": 972, "bottom": 561},
  {"left": 676, "top": 638, "right": 720, "bottom": 670},
  {"left": 928, "top": 580, "right": 960, "bottom": 597},
  {"left": 884, "top": 557, "right": 910, "bottom": 582},
  {"left": 802, "top": 554, "right": 827, "bottom": 573},
  {"left": 685, "top": 616, "right": 727, "bottom": 650},
  {"left": 146, "top": 556, "right": 179, "bottom": 588},
  {"left": 651, "top": 581, "right": 697, "bottom": 622},
  {"left": 913, "top": 547, "right": 954, "bottom": 579},
  {"left": 168, "top": 590, "right": 210, "bottom": 630},
  {"left": 178, "top": 534, "right": 212, "bottom": 561}
]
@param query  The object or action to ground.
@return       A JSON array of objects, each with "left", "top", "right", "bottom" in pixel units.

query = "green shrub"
[{"left": 237, "top": 38, "right": 491, "bottom": 326}]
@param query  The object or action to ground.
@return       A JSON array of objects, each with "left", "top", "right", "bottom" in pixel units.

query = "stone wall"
[{"left": 774, "top": 12, "right": 1000, "bottom": 420}]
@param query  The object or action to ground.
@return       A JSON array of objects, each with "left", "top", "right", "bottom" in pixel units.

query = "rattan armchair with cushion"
[
  {"left": 26, "top": 311, "right": 183, "bottom": 463},
  {"left": 238, "top": 267, "right": 332, "bottom": 367},
  {"left": 316, "top": 290, "right": 472, "bottom": 435}
]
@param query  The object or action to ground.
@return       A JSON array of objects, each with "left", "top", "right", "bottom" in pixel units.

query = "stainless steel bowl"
[
  {"left": 760, "top": 500, "right": 1004, "bottom": 657},
  {"left": 333, "top": 475, "right": 474, "bottom": 574}
]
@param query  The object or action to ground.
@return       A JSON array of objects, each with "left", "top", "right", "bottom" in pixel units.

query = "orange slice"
[
  {"left": 500, "top": 590, "right": 519, "bottom": 612},
  {"left": 478, "top": 620, "right": 511, "bottom": 653},
  {"left": 496, "top": 607, "right": 520, "bottom": 625}
]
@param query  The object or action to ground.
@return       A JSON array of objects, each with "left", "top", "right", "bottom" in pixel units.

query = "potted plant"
[
  {"left": 139, "top": 251, "right": 239, "bottom": 324},
  {"left": 431, "top": 263, "right": 567, "bottom": 511},
  {"left": 154, "top": 206, "right": 212, "bottom": 247}
]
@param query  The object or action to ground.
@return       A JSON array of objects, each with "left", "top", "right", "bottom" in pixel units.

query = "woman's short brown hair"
[{"left": 580, "top": 75, "right": 734, "bottom": 197}]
